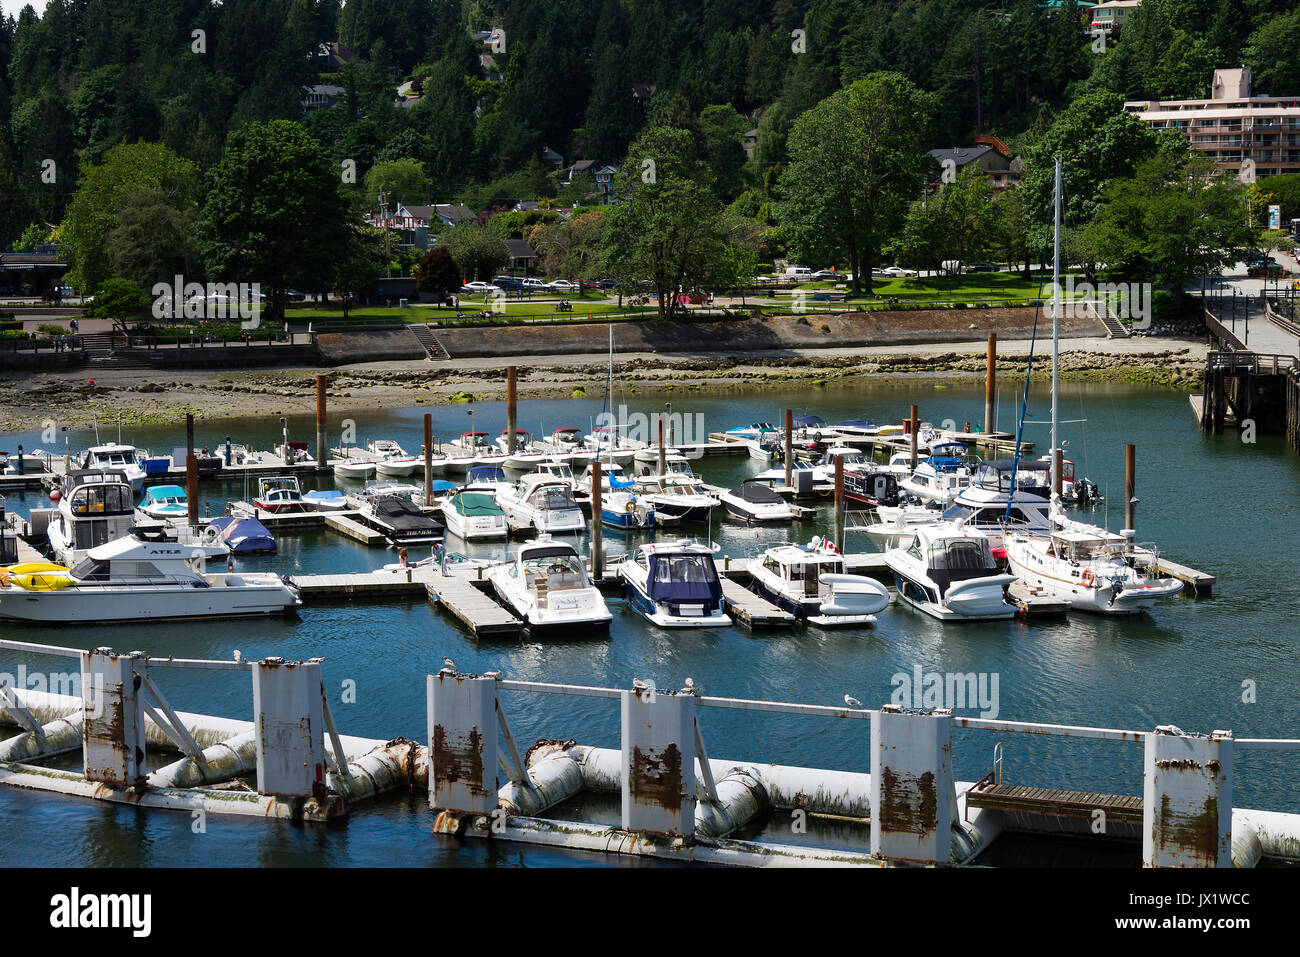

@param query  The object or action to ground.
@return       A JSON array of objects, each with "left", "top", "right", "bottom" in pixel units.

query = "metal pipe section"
[
  {"left": 147, "top": 730, "right": 257, "bottom": 790},
  {"left": 329, "top": 739, "right": 428, "bottom": 802},
  {"left": 498, "top": 744, "right": 585, "bottom": 816},
  {"left": 0, "top": 710, "right": 83, "bottom": 762}
]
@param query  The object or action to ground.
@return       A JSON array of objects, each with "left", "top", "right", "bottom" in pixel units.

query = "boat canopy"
[
  {"left": 144, "top": 485, "right": 186, "bottom": 501},
  {"left": 467, "top": 466, "right": 507, "bottom": 484},
  {"left": 208, "top": 516, "right": 276, "bottom": 553},
  {"left": 793, "top": 414, "right": 825, "bottom": 428},
  {"left": 428, "top": 479, "right": 458, "bottom": 492},
  {"left": 834, "top": 419, "right": 874, "bottom": 430},
  {"left": 646, "top": 552, "right": 722, "bottom": 604},
  {"left": 451, "top": 492, "right": 503, "bottom": 516}
]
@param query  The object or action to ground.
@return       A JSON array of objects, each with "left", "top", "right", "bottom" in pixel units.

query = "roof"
[
  {"left": 505, "top": 239, "right": 536, "bottom": 258},
  {"left": 434, "top": 203, "right": 476, "bottom": 222},
  {"left": 928, "top": 146, "right": 993, "bottom": 167}
]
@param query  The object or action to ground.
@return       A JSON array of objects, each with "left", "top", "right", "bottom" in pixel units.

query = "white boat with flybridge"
[
  {"left": 496, "top": 474, "right": 585, "bottom": 535},
  {"left": 897, "top": 444, "right": 979, "bottom": 505},
  {"left": 0, "top": 533, "right": 300, "bottom": 623},
  {"left": 884, "top": 523, "right": 1016, "bottom": 621},
  {"left": 487, "top": 536, "right": 612, "bottom": 635},
  {"left": 617, "top": 541, "right": 729, "bottom": 627},
  {"left": 632, "top": 458, "right": 719, "bottom": 523},
  {"left": 78, "top": 443, "right": 146, "bottom": 493},
  {"left": 746, "top": 538, "right": 890, "bottom": 627}
]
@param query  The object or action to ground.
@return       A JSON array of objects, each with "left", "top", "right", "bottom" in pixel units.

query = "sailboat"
[{"left": 1001, "top": 158, "right": 1182, "bottom": 615}]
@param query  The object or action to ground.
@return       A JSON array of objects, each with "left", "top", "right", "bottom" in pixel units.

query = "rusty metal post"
[
  {"left": 591, "top": 461, "right": 603, "bottom": 581},
  {"left": 427, "top": 672, "right": 498, "bottom": 816},
  {"left": 185, "top": 413, "right": 198, "bottom": 527},
  {"left": 834, "top": 454, "right": 845, "bottom": 553},
  {"left": 871, "top": 704, "right": 954, "bottom": 865},
  {"left": 909, "top": 404, "right": 919, "bottom": 470},
  {"left": 1124, "top": 443, "right": 1136, "bottom": 532},
  {"left": 251, "top": 657, "right": 325, "bottom": 798},
  {"left": 784, "top": 408, "right": 793, "bottom": 490},
  {"left": 506, "top": 366, "right": 517, "bottom": 453},
  {"left": 657, "top": 415, "right": 666, "bottom": 475},
  {"left": 1054, "top": 447, "right": 1063, "bottom": 500},
  {"left": 1143, "top": 728, "right": 1233, "bottom": 867},
  {"left": 423, "top": 413, "right": 433, "bottom": 504},
  {"left": 80, "top": 648, "right": 146, "bottom": 789},
  {"left": 621, "top": 685, "right": 696, "bottom": 837},
  {"left": 315, "top": 375, "right": 328, "bottom": 471},
  {"left": 984, "top": 333, "right": 996, "bottom": 433}
]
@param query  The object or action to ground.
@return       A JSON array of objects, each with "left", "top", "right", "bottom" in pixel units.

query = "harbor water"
[{"left": 0, "top": 379, "right": 1296, "bottom": 867}]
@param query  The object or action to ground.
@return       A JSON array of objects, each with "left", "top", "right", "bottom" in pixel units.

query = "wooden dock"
[
  {"left": 1006, "top": 580, "right": 1070, "bottom": 617},
  {"left": 425, "top": 575, "right": 522, "bottom": 637},
  {"left": 324, "top": 513, "right": 389, "bottom": 546},
  {"left": 965, "top": 781, "right": 1144, "bottom": 824},
  {"left": 718, "top": 579, "right": 796, "bottom": 629},
  {"left": 1154, "top": 557, "right": 1216, "bottom": 595},
  {"left": 292, "top": 565, "right": 440, "bottom": 597}
]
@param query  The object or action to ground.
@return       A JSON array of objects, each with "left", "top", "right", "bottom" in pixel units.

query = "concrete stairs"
[{"left": 410, "top": 324, "right": 450, "bottom": 359}]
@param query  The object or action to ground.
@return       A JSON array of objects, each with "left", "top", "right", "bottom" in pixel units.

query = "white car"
[
  {"left": 753, "top": 275, "right": 778, "bottom": 284},
  {"left": 810, "top": 269, "right": 842, "bottom": 280},
  {"left": 549, "top": 279, "right": 579, "bottom": 291},
  {"left": 461, "top": 282, "right": 497, "bottom": 294},
  {"left": 880, "top": 266, "right": 918, "bottom": 278},
  {"left": 520, "top": 277, "right": 547, "bottom": 289}
]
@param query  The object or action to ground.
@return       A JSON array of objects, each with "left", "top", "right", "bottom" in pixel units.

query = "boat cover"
[
  {"left": 372, "top": 497, "right": 443, "bottom": 531},
  {"left": 208, "top": 516, "right": 277, "bottom": 553},
  {"left": 646, "top": 553, "right": 722, "bottom": 603},
  {"left": 729, "top": 484, "right": 785, "bottom": 504},
  {"left": 451, "top": 492, "right": 503, "bottom": 516}
]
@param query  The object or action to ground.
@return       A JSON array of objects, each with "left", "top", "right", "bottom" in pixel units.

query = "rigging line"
[{"left": 1005, "top": 231, "right": 1054, "bottom": 522}]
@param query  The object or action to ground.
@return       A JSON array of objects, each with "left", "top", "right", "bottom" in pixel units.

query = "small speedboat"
[
  {"left": 617, "top": 541, "right": 729, "bottom": 627},
  {"left": 719, "top": 484, "right": 794, "bottom": 524},
  {"left": 371, "top": 439, "right": 423, "bottom": 478},
  {"left": 139, "top": 484, "right": 189, "bottom": 519},
  {"left": 487, "top": 536, "right": 612, "bottom": 635},
  {"left": 252, "top": 476, "right": 308, "bottom": 513},
  {"left": 334, "top": 458, "right": 376, "bottom": 480},
  {"left": 302, "top": 489, "right": 350, "bottom": 512}
]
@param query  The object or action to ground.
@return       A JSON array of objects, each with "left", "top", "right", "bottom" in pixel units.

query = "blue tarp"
[
  {"left": 208, "top": 516, "right": 277, "bottom": 554},
  {"left": 793, "top": 414, "right": 825, "bottom": 428}
]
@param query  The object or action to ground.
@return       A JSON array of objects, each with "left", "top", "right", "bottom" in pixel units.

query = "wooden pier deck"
[
  {"left": 966, "top": 781, "right": 1144, "bottom": 824},
  {"left": 718, "top": 579, "right": 796, "bottom": 629},
  {"left": 1005, "top": 580, "right": 1071, "bottom": 617},
  {"left": 425, "top": 575, "right": 522, "bottom": 637},
  {"left": 1154, "top": 557, "right": 1216, "bottom": 595},
  {"left": 292, "top": 565, "right": 440, "bottom": 597}
]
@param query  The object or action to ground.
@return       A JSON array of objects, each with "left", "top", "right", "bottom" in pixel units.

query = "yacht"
[
  {"left": 884, "top": 523, "right": 1016, "bottom": 621},
  {"left": 719, "top": 484, "right": 795, "bottom": 524},
  {"left": 440, "top": 490, "right": 508, "bottom": 541},
  {"left": 0, "top": 534, "right": 300, "bottom": 623},
  {"left": 632, "top": 461, "right": 719, "bottom": 523},
  {"left": 47, "top": 470, "right": 140, "bottom": 564},
  {"left": 487, "top": 537, "right": 612, "bottom": 635},
  {"left": 252, "top": 475, "right": 308, "bottom": 513},
  {"left": 617, "top": 541, "right": 729, "bottom": 627},
  {"left": 1004, "top": 527, "right": 1183, "bottom": 615},
  {"left": 78, "top": 444, "right": 146, "bottom": 493},
  {"left": 746, "top": 538, "right": 890, "bottom": 627},
  {"left": 496, "top": 474, "right": 585, "bottom": 535},
  {"left": 139, "top": 484, "right": 189, "bottom": 520}
]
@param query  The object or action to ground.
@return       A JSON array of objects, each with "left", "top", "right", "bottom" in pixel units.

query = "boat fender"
[{"left": 202, "top": 524, "right": 223, "bottom": 545}]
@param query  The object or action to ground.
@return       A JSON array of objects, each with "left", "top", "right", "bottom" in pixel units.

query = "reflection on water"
[{"left": 1, "top": 381, "right": 1297, "bottom": 866}]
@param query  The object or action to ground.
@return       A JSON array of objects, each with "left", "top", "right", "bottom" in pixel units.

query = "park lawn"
[{"left": 285, "top": 299, "right": 661, "bottom": 325}]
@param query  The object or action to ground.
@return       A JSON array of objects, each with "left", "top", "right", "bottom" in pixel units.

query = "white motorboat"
[
  {"left": 333, "top": 455, "right": 376, "bottom": 480},
  {"left": 0, "top": 534, "right": 300, "bottom": 623},
  {"left": 750, "top": 459, "right": 817, "bottom": 486},
  {"left": 898, "top": 445, "right": 978, "bottom": 505},
  {"left": 487, "top": 537, "right": 612, "bottom": 635},
  {"left": 631, "top": 459, "right": 719, "bottom": 523},
  {"left": 440, "top": 490, "right": 508, "bottom": 540},
  {"left": 535, "top": 428, "right": 588, "bottom": 465},
  {"left": 861, "top": 501, "right": 948, "bottom": 550},
  {"left": 746, "top": 428, "right": 784, "bottom": 462},
  {"left": 724, "top": 422, "right": 779, "bottom": 442},
  {"left": 496, "top": 474, "right": 585, "bottom": 534},
  {"left": 252, "top": 475, "right": 309, "bottom": 513},
  {"left": 617, "top": 541, "right": 729, "bottom": 627},
  {"left": 884, "top": 523, "right": 1016, "bottom": 620},
  {"left": 345, "top": 481, "right": 425, "bottom": 509},
  {"left": 746, "top": 537, "right": 890, "bottom": 627},
  {"left": 47, "top": 469, "right": 140, "bottom": 565},
  {"left": 368, "top": 439, "right": 422, "bottom": 477},
  {"left": 138, "top": 484, "right": 189, "bottom": 520},
  {"left": 301, "top": 489, "right": 350, "bottom": 512},
  {"left": 719, "top": 484, "right": 794, "bottom": 524},
  {"left": 463, "top": 465, "right": 514, "bottom": 497},
  {"left": 1004, "top": 527, "right": 1183, "bottom": 615},
  {"left": 5, "top": 449, "right": 53, "bottom": 472},
  {"left": 579, "top": 462, "right": 656, "bottom": 529},
  {"left": 584, "top": 425, "right": 641, "bottom": 465},
  {"left": 443, "top": 432, "right": 491, "bottom": 473},
  {"left": 78, "top": 443, "right": 146, "bottom": 493}
]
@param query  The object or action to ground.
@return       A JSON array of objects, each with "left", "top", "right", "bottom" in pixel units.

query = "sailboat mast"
[{"left": 1050, "top": 156, "right": 1062, "bottom": 501}]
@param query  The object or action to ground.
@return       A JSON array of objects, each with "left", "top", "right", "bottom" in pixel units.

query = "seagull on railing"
[
  {"left": 442, "top": 656, "right": 456, "bottom": 672},
  {"left": 482, "top": 670, "right": 501, "bottom": 679},
  {"left": 233, "top": 649, "right": 242, "bottom": 662},
  {"left": 844, "top": 694, "right": 863, "bottom": 708},
  {"left": 681, "top": 677, "right": 697, "bottom": 694}
]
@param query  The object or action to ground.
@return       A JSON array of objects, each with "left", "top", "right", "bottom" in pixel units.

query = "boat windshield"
[
  {"left": 522, "top": 553, "right": 585, "bottom": 589},
  {"left": 928, "top": 538, "right": 995, "bottom": 570},
  {"left": 941, "top": 505, "right": 975, "bottom": 522}
]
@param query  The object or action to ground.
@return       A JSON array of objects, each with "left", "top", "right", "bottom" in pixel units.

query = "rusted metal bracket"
[
  {"left": 0, "top": 682, "right": 44, "bottom": 740},
  {"left": 320, "top": 682, "right": 354, "bottom": 787}
]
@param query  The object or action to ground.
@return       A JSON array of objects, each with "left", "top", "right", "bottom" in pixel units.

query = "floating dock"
[
  {"left": 425, "top": 575, "right": 522, "bottom": 637},
  {"left": 717, "top": 578, "right": 796, "bottom": 629},
  {"left": 1154, "top": 556, "right": 1217, "bottom": 595}
]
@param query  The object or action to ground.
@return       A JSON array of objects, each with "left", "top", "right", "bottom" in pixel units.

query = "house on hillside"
[
  {"left": 505, "top": 239, "right": 537, "bottom": 273},
  {"left": 562, "top": 160, "right": 619, "bottom": 202},
  {"left": 301, "top": 84, "right": 344, "bottom": 113},
  {"left": 926, "top": 134, "right": 1022, "bottom": 193}
]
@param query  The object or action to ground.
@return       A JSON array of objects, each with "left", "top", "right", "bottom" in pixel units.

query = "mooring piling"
[
  {"left": 784, "top": 408, "right": 793, "bottom": 490},
  {"left": 1143, "top": 728, "right": 1233, "bottom": 867},
  {"left": 185, "top": 414, "right": 198, "bottom": 528},
  {"left": 423, "top": 412, "right": 433, "bottom": 503},
  {"left": 315, "top": 374, "right": 328, "bottom": 470},
  {"left": 909, "top": 404, "right": 919, "bottom": 470},
  {"left": 871, "top": 704, "right": 954, "bottom": 865},
  {"left": 506, "top": 365, "right": 517, "bottom": 453},
  {"left": 1125, "top": 443, "right": 1136, "bottom": 532},
  {"left": 985, "top": 332, "right": 997, "bottom": 432}
]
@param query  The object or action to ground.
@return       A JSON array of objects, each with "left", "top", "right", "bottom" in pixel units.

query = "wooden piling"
[
  {"left": 423, "top": 413, "right": 433, "bottom": 503},
  {"left": 506, "top": 366, "right": 517, "bottom": 453},
  {"left": 1124, "top": 443, "right": 1136, "bottom": 532},
  {"left": 315, "top": 375, "right": 327, "bottom": 470},
  {"left": 784, "top": 408, "right": 793, "bottom": 490},
  {"left": 909, "top": 404, "right": 919, "bottom": 470},
  {"left": 657, "top": 416, "right": 666, "bottom": 475},
  {"left": 185, "top": 413, "right": 198, "bottom": 527},
  {"left": 985, "top": 333, "right": 997, "bottom": 433}
]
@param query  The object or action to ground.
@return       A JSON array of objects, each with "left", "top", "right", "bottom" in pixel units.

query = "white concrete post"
[
  {"left": 251, "top": 657, "right": 325, "bottom": 797},
  {"left": 871, "top": 704, "right": 953, "bottom": 865},
  {"left": 427, "top": 673, "right": 498, "bottom": 814},
  {"left": 1143, "top": 728, "right": 1233, "bottom": 868},
  {"left": 79, "top": 648, "right": 146, "bottom": 788},
  {"left": 620, "top": 687, "right": 695, "bottom": 837}
]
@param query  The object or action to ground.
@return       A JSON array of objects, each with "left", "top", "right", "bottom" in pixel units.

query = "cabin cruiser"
[
  {"left": 78, "top": 444, "right": 146, "bottom": 493},
  {"left": 898, "top": 448, "right": 978, "bottom": 505},
  {"left": 580, "top": 462, "right": 654, "bottom": 529},
  {"left": 746, "top": 538, "right": 890, "bottom": 627},
  {"left": 496, "top": 474, "right": 585, "bottom": 534},
  {"left": 936, "top": 484, "right": 1054, "bottom": 550},
  {"left": 843, "top": 469, "right": 901, "bottom": 508},
  {"left": 0, "top": 534, "right": 300, "bottom": 623},
  {"left": 356, "top": 493, "right": 444, "bottom": 546},
  {"left": 139, "top": 484, "right": 189, "bottom": 520},
  {"left": 632, "top": 461, "right": 719, "bottom": 523},
  {"left": 719, "top": 484, "right": 795, "bottom": 524},
  {"left": 463, "top": 465, "right": 514, "bottom": 497},
  {"left": 440, "top": 490, "right": 508, "bottom": 541},
  {"left": 617, "top": 541, "right": 729, "bottom": 627},
  {"left": 252, "top": 475, "right": 308, "bottom": 513},
  {"left": 47, "top": 470, "right": 140, "bottom": 565},
  {"left": 884, "top": 523, "right": 1016, "bottom": 620},
  {"left": 1003, "top": 527, "right": 1183, "bottom": 615},
  {"left": 488, "top": 537, "right": 612, "bottom": 635}
]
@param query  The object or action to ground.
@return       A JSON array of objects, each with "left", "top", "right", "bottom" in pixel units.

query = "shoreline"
[{"left": 0, "top": 336, "right": 1208, "bottom": 432}]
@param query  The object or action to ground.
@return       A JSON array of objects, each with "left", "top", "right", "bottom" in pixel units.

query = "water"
[{"left": 1, "top": 380, "right": 1296, "bottom": 867}]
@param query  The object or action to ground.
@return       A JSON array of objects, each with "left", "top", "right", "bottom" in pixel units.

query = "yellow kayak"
[{"left": 0, "top": 562, "right": 72, "bottom": 590}]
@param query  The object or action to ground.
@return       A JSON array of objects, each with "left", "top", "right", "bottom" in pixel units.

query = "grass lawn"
[{"left": 285, "top": 299, "right": 662, "bottom": 326}]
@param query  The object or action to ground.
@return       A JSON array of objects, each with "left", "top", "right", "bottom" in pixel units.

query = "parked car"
[
  {"left": 549, "top": 279, "right": 580, "bottom": 291},
  {"left": 520, "top": 277, "right": 547, "bottom": 289},
  {"left": 493, "top": 275, "right": 523, "bottom": 291},
  {"left": 810, "top": 269, "right": 842, "bottom": 280},
  {"left": 967, "top": 262, "right": 998, "bottom": 273},
  {"left": 286, "top": 289, "right": 308, "bottom": 301},
  {"left": 754, "top": 275, "right": 778, "bottom": 284},
  {"left": 880, "top": 266, "right": 918, "bottom": 278},
  {"left": 462, "top": 281, "right": 497, "bottom": 294}
]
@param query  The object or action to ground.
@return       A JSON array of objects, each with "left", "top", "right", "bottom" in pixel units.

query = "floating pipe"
[
  {"left": 499, "top": 744, "right": 585, "bottom": 816},
  {"left": 329, "top": 739, "right": 428, "bottom": 802},
  {"left": 147, "top": 730, "right": 258, "bottom": 790},
  {"left": 0, "top": 710, "right": 83, "bottom": 762},
  {"left": 694, "top": 770, "right": 769, "bottom": 839}
]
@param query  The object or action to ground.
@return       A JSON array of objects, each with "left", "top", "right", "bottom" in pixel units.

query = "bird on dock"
[
  {"left": 442, "top": 656, "right": 456, "bottom": 672},
  {"left": 482, "top": 670, "right": 501, "bottom": 679},
  {"left": 632, "top": 678, "right": 656, "bottom": 695},
  {"left": 844, "top": 694, "right": 863, "bottom": 708},
  {"left": 233, "top": 650, "right": 241, "bottom": 662},
  {"left": 681, "top": 677, "right": 697, "bottom": 694}
]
